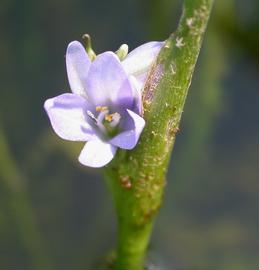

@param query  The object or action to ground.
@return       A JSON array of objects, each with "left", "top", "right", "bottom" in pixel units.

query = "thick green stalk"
[{"left": 105, "top": 1, "right": 214, "bottom": 269}]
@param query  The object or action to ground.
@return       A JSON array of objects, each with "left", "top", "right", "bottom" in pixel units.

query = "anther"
[
  {"left": 109, "top": 112, "right": 121, "bottom": 127},
  {"left": 105, "top": 114, "right": 114, "bottom": 122},
  {"left": 96, "top": 106, "right": 108, "bottom": 112}
]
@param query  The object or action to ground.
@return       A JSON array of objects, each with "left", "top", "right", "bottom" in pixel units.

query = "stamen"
[
  {"left": 96, "top": 106, "right": 108, "bottom": 112},
  {"left": 87, "top": 109, "right": 108, "bottom": 135},
  {"left": 105, "top": 114, "right": 114, "bottom": 122},
  {"left": 109, "top": 112, "right": 121, "bottom": 128},
  {"left": 86, "top": 110, "right": 97, "bottom": 124},
  {"left": 97, "top": 109, "right": 109, "bottom": 123},
  {"left": 87, "top": 107, "right": 121, "bottom": 136}
]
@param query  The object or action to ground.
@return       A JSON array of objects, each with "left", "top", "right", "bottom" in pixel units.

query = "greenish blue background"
[{"left": 0, "top": 0, "right": 259, "bottom": 269}]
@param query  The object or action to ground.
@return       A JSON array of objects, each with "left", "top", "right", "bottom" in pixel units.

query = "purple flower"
[{"left": 44, "top": 40, "right": 164, "bottom": 167}]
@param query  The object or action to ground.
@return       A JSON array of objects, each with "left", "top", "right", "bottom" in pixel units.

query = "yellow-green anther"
[
  {"left": 116, "top": 44, "right": 129, "bottom": 60},
  {"left": 82, "top": 34, "right": 96, "bottom": 61}
]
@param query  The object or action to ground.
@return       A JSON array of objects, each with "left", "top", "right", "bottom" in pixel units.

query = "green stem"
[
  {"left": 105, "top": 1, "right": 214, "bottom": 269},
  {"left": 115, "top": 222, "right": 153, "bottom": 270}
]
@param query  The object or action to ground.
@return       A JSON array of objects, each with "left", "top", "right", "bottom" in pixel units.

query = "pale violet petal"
[
  {"left": 66, "top": 41, "right": 91, "bottom": 97},
  {"left": 129, "top": 75, "right": 142, "bottom": 115},
  {"left": 122, "top": 41, "right": 165, "bottom": 88},
  {"left": 109, "top": 109, "right": 145, "bottom": 149},
  {"left": 44, "top": 93, "right": 95, "bottom": 141},
  {"left": 78, "top": 140, "right": 117, "bottom": 167},
  {"left": 86, "top": 52, "right": 134, "bottom": 108}
]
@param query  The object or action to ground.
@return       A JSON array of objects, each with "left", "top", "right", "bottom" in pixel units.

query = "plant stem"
[
  {"left": 105, "top": 1, "right": 214, "bottom": 269},
  {"left": 115, "top": 221, "right": 153, "bottom": 270}
]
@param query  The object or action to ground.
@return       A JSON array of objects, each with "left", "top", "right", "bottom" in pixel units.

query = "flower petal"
[
  {"left": 109, "top": 109, "right": 145, "bottom": 149},
  {"left": 129, "top": 75, "right": 142, "bottom": 115},
  {"left": 44, "top": 93, "right": 95, "bottom": 141},
  {"left": 122, "top": 41, "right": 165, "bottom": 88},
  {"left": 78, "top": 140, "right": 117, "bottom": 167},
  {"left": 86, "top": 52, "right": 134, "bottom": 108},
  {"left": 66, "top": 41, "right": 91, "bottom": 97}
]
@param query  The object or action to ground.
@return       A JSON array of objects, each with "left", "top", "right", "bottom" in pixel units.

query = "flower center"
[{"left": 86, "top": 106, "right": 121, "bottom": 138}]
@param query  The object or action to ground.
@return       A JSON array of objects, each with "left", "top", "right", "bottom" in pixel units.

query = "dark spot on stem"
[{"left": 120, "top": 175, "right": 132, "bottom": 189}]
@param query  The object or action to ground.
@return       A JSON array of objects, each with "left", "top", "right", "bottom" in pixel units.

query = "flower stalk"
[{"left": 104, "top": 0, "right": 214, "bottom": 269}]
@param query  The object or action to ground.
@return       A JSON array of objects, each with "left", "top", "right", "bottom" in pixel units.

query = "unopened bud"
[
  {"left": 82, "top": 34, "right": 96, "bottom": 61},
  {"left": 116, "top": 44, "right": 128, "bottom": 60}
]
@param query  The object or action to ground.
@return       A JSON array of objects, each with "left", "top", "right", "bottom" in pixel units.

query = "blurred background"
[{"left": 0, "top": 0, "right": 259, "bottom": 269}]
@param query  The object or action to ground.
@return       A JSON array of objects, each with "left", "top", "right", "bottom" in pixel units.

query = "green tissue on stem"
[{"left": 104, "top": 1, "right": 214, "bottom": 269}]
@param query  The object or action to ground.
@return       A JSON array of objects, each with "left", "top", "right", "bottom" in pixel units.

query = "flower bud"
[
  {"left": 82, "top": 34, "right": 96, "bottom": 61},
  {"left": 116, "top": 44, "right": 128, "bottom": 60}
]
